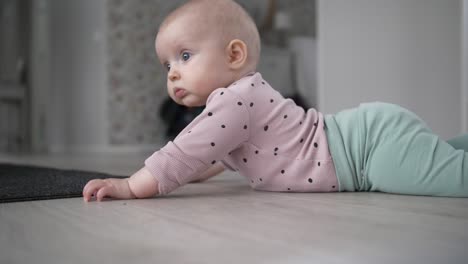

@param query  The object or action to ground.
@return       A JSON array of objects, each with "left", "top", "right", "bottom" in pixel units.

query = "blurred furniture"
[{"left": 0, "top": 0, "right": 30, "bottom": 153}]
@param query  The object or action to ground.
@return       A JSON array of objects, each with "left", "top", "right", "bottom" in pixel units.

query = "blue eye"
[{"left": 182, "top": 52, "right": 191, "bottom": 61}]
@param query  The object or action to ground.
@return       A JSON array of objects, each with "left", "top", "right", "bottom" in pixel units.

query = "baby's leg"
[
  {"left": 363, "top": 104, "right": 468, "bottom": 197},
  {"left": 368, "top": 133, "right": 468, "bottom": 197},
  {"left": 446, "top": 134, "right": 468, "bottom": 152}
]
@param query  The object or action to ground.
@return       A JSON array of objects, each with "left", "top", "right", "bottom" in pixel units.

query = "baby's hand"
[
  {"left": 82, "top": 166, "right": 159, "bottom": 202},
  {"left": 82, "top": 178, "right": 136, "bottom": 202}
]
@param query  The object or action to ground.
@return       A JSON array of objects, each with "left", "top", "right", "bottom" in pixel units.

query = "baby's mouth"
[{"left": 174, "top": 88, "right": 186, "bottom": 98}]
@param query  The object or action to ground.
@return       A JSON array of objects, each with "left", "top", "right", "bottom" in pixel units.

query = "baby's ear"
[{"left": 226, "top": 39, "right": 248, "bottom": 70}]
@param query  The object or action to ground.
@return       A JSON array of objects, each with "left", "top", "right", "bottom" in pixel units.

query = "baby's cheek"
[{"left": 197, "top": 80, "right": 218, "bottom": 97}]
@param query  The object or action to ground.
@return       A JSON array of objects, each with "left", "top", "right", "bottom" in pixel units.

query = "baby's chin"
[{"left": 171, "top": 96, "right": 205, "bottom": 108}]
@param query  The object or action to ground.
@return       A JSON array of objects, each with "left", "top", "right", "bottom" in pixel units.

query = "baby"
[{"left": 83, "top": 0, "right": 468, "bottom": 202}]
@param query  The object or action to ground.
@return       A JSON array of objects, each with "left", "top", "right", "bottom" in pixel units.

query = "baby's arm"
[
  {"left": 190, "top": 163, "right": 225, "bottom": 183},
  {"left": 142, "top": 88, "right": 250, "bottom": 195},
  {"left": 82, "top": 166, "right": 158, "bottom": 202}
]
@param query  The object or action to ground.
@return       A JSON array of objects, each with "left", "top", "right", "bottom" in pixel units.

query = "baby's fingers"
[
  {"left": 96, "top": 186, "right": 115, "bottom": 202},
  {"left": 83, "top": 179, "right": 107, "bottom": 202}
]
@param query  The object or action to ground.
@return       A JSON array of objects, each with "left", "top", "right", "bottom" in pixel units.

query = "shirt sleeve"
[{"left": 145, "top": 88, "right": 250, "bottom": 195}]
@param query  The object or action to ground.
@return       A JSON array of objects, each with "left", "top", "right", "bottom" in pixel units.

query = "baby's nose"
[{"left": 168, "top": 68, "right": 180, "bottom": 81}]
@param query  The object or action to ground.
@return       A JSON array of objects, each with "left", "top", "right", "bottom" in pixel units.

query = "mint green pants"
[{"left": 324, "top": 102, "right": 468, "bottom": 197}]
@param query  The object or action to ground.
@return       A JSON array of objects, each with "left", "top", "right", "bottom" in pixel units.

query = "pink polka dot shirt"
[{"left": 145, "top": 72, "right": 338, "bottom": 195}]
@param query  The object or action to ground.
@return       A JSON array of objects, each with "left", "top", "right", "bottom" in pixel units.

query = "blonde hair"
[{"left": 160, "top": 0, "right": 261, "bottom": 70}]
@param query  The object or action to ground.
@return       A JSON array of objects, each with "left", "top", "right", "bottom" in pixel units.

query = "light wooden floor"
[{"left": 1, "top": 153, "right": 468, "bottom": 264}]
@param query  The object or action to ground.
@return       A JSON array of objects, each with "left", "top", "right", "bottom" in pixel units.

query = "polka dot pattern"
[
  {"left": 229, "top": 74, "right": 336, "bottom": 192},
  {"left": 146, "top": 73, "right": 338, "bottom": 195}
]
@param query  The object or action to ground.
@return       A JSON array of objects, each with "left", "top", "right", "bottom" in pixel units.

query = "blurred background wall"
[{"left": 318, "top": 0, "right": 464, "bottom": 139}]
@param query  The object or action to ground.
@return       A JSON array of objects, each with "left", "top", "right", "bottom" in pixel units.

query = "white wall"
[
  {"left": 318, "top": 0, "right": 463, "bottom": 139},
  {"left": 48, "top": 0, "right": 108, "bottom": 152}
]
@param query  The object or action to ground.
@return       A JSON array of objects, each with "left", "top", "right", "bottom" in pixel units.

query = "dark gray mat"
[{"left": 0, "top": 163, "right": 125, "bottom": 203}]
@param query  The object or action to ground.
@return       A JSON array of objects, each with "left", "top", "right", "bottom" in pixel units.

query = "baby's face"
[{"left": 155, "top": 14, "right": 237, "bottom": 107}]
